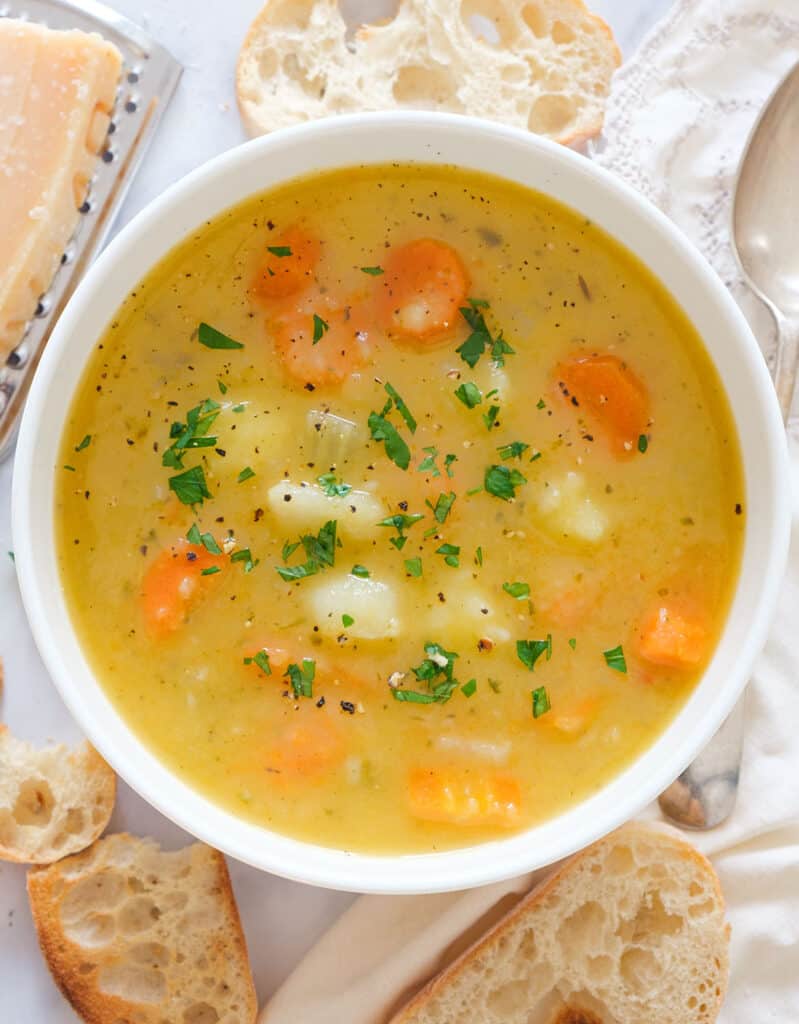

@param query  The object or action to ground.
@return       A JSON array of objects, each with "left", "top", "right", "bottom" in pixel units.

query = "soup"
[{"left": 56, "top": 164, "right": 744, "bottom": 853}]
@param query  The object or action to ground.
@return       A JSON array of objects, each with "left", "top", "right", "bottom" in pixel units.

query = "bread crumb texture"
[
  {"left": 27, "top": 833, "right": 258, "bottom": 1024},
  {"left": 236, "top": 0, "right": 621, "bottom": 145},
  {"left": 390, "top": 823, "right": 730, "bottom": 1024},
  {"left": 0, "top": 726, "right": 115, "bottom": 864}
]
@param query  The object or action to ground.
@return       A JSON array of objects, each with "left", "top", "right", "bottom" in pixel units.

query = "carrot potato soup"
[{"left": 56, "top": 165, "right": 744, "bottom": 853}]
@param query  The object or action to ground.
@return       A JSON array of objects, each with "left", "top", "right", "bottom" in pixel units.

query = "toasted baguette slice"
[
  {"left": 390, "top": 822, "right": 729, "bottom": 1024},
  {"left": 0, "top": 19, "right": 122, "bottom": 358},
  {"left": 28, "top": 833, "right": 258, "bottom": 1024},
  {"left": 0, "top": 725, "right": 115, "bottom": 863},
  {"left": 237, "top": 0, "right": 620, "bottom": 147}
]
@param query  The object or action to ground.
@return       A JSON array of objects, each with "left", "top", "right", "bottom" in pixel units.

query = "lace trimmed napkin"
[{"left": 259, "top": 3, "right": 799, "bottom": 1021}]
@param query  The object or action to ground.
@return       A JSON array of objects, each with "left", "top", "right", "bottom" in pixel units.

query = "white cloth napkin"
[{"left": 259, "top": 3, "right": 799, "bottom": 1021}]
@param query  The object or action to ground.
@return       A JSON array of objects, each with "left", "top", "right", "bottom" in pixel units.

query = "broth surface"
[{"left": 56, "top": 165, "right": 744, "bottom": 853}]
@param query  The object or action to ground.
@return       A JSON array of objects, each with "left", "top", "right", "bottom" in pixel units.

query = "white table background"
[{"left": 0, "top": 0, "right": 675, "bottom": 1016}]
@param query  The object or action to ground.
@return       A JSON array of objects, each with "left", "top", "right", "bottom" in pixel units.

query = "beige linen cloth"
[{"left": 260, "top": 3, "right": 799, "bottom": 1021}]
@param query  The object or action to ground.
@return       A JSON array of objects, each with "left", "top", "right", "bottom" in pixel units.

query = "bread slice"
[
  {"left": 0, "top": 19, "right": 122, "bottom": 358},
  {"left": 389, "top": 822, "right": 729, "bottom": 1024},
  {"left": 27, "top": 833, "right": 258, "bottom": 1024},
  {"left": 236, "top": 0, "right": 621, "bottom": 147},
  {"left": 0, "top": 725, "right": 115, "bottom": 864}
]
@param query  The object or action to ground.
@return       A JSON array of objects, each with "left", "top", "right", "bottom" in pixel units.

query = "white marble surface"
[{"left": 0, "top": 1, "right": 673, "bottom": 1017}]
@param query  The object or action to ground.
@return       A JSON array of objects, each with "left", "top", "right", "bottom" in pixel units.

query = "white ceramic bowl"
[{"left": 12, "top": 113, "right": 791, "bottom": 894}]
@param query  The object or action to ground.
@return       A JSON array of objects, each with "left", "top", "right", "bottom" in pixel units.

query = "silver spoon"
[{"left": 658, "top": 61, "right": 799, "bottom": 829}]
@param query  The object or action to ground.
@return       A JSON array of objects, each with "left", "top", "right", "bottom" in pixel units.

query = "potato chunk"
[
  {"left": 307, "top": 572, "right": 400, "bottom": 638},
  {"left": 267, "top": 480, "right": 385, "bottom": 540},
  {"left": 535, "top": 471, "right": 608, "bottom": 543}
]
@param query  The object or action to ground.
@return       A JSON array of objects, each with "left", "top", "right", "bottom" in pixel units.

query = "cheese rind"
[{"left": 0, "top": 20, "right": 122, "bottom": 357}]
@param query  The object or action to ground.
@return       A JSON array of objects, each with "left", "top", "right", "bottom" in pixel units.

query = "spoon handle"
[{"left": 773, "top": 312, "right": 799, "bottom": 423}]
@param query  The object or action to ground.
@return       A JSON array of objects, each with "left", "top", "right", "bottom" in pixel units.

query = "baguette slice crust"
[
  {"left": 0, "top": 726, "right": 115, "bottom": 864},
  {"left": 390, "top": 822, "right": 729, "bottom": 1024},
  {"left": 236, "top": 0, "right": 621, "bottom": 147},
  {"left": 27, "top": 833, "right": 258, "bottom": 1024}
]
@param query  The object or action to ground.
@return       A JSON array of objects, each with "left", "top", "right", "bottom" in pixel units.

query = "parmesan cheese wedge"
[{"left": 0, "top": 20, "right": 122, "bottom": 358}]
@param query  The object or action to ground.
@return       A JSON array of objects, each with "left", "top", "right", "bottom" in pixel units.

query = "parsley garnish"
[
  {"left": 232, "top": 403, "right": 245, "bottom": 413},
  {"left": 75, "top": 434, "right": 91, "bottom": 452},
  {"left": 456, "top": 299, "right": 515, "bottom": 368},
  {"left": 360, "top": 265, "right": 383, "bottom": 275},
  {"left": 162, "top": 398, "right": 220, "bottom": 471},
  {"left": 312, "top": 314, "right": 329, "bottom": 345},
  {"left": 428, "top": 491, "right": 456, "bottom": 524},
  {"left": 267, "top": 245, "right": 292, "bottom": 257},
  {"left": 282, "top": 540, "right": 300, "bottom": 561},
  {"left": 603, "top": 644, "right": 627, "bottom": 673},
  {"left": 63, "top": 465, "right": 76, "bottom": 472},
  {"left": 532, "top": 686, "right": 551, "bottom": 718},
  {"left": 484, "top": 464, "right": 526, "bottom": 501},
  {"left": 285, "top": 658, "right": 315, "bottom": 698},
  {"left": 351, "top": 564, "right": 370, "bottom": 578},
  {"left": 217, "top": 379, "right": 228, "bottom": 394},
  {"left": 201, "top": 565, "right": 221, "bottom": 576},
  {"left": 405, "top": 557, "right": 423, "bottom": 577},
  {"left": 482, "top": 404, "right": 500, "bottom": 430},
  {"left": 536, "top": 398, "right": 546, "bottom": 410},
  {"left": 417, "top": 446, "right": 441, "bottom": 476},
  {"left": 244, "top": 650, "right": 271, "bottom": 675},
  {"left": 169, "top": 465, "right": 211, "bottom": 506},
  {"left": 454, "top": 381, "right": 482, "bottom": 408},
  {"left": 317, "top": 472, "right": 352, "bottom": 497},
  {"left": 568, "top": 638, "right": 577, "bottom": 650},
  {"left": 638, "top": 433, "right": 649, "bottom": 453},
  {"left": 384, "top": 382, "right": 417, "bottom": 434},
  {"left": 198, "top": 322, "right": 244, "bottom": 350},
  {"left": 517, "top": 636, "right": 552, "bottom": 671},
  {"left": 502, "top": 581, "right": 530, "bottom": 600},
  {"left": 392, "top": 642, "right": 460, "bottom": 705},
  {"left": 435, "top": 542, "right": 460, "bottom": 567},
  {"left": 368, "top": 410, "right": 411, "bottom": 470},
  {"left": 186, "top": 523, "right": 222, "bottom": 554},
  {"left": 378, "top": 512, "right": 424, "bottom": 551},
  {"left": 231, "top": 548, "right": 259, "bottom": 573},
  {"left": 276, "top": 520, "right": 337, "bottom": 581},
  {"left": 444, "top": 453, "right": 457, "bottom": 477},
  {"left": 497, "top": 441, "right": 529, "bottom": 461},
  {"left": 475, "top": 546, "right": 483, "bottom": 566},
  {"left": 461, "top": 678, "right": 477, "bottom": 698},
  {"left": 237, "top": 466, "right": 255, "bottom": 483},
  {"left": 342, "top": 613, "right": 354, "bottom": 627}
]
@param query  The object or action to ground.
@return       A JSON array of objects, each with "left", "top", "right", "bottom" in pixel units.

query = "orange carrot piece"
[
  {"left": 408, "top": 768, "right": 522, "bottom": 828},
  {"left": 267, "top": 717, "right": 343, "bottom": 782},
  {"left": 638, "top": 600, "right": 708, "bottom": 668},
  {"left": 271, "top": 300, "right": 370, "bottom": 387},
  {"left": 378, "top": 238, "right": 469, "bottom": 342},
  {"left": 556, "top": 353, "right": 649, "bottom": 456},
  {"left": 251, "top": 225, "right": 321, "bottom": 301},
  {"left": 542, "top": 696, "right": 600, "bottom": 737},
  {"left": 141, "top": 541, "right": 226, "bottom": 637}
]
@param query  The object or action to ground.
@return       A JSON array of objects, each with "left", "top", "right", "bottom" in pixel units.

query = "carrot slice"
[
  {"left": 541, "top": 696, "right": 600, "bottom": 737},
  {"left": 637, "top": 599, "right": 708, "bottom": 668},
  {"left": 556, "top": 353, "right": 649, "bottom": 456},
  {"left": 141, "top": 541, "right": 226, "bottom": 636},
  {"left": 251, "top": 225, "right": 320, "bottom": 301},
  {"left": 408, "top": 768, "right": 521, "bottom": 827},
  {"left": 270, "top": 299, "right": 371, "bottom": 387},
  {"left": 378, "top": 238, "right": 469, "bottom": 342},
  {"left": 267, "top": 716, "right": 343, "bottom": 782}
]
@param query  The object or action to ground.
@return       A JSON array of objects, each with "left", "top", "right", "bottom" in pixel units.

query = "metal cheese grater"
[{"left": 0, "top": 0, "right": 182, "bottom": 461}]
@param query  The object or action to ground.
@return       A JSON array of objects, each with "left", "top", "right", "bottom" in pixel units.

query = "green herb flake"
[
  {"left": 384, "top": 382, "right": 417, "bottom": 434},
  {"left": 466, "top": 485, "right": 483, "bottom": 496},
  {"left": 317, "top": 472, "right": 352, "bottom": 497},
  {"left": 484, "top": 464, "right": 526, "bottom": 501},
  {"left": 475, "top": 546, "right": 483, "bottom": 566},
  {"left": 568, "top": 637, "right": 577, "bottom": 650},
  {"left": 282, "top": 540, "right": 300, "bottom": 561},
  {"left": 368, "top": 410, "right": 411, "bottom": 470},
  {"left": 603, "top": 644, "right": 627, "bottom": 673},
  {"left": 435, "top": 542, "right": 460, "bottom": 568},
  {"left": 638, "top": 433, "right": 649, "bottom": 454},
  {"left": 378, "top": 512, "right": 424, "bottom": 550},
  {"left": 63, "top": 464, "right": 76, "bottom": 472},
  {"left": 169, "top": 465, "right": 211, "bottom": 506},
  {"left": 490, "top": 333, "right": 515, "bottom": 366},
  {"left": 267, "top": 245, "right": 292, "bottom": 257},
  {"left": 186, "top": 523, "right": 222, "bottom": 554},
  {"left": 217, "top": 379, "right": 228, "bottom": 395},
  {"left": 231, "top": 547, "right": 259, "bottom": 573},
  {"left": 351, "top": 564, "right": 370, "bottom": 579},
  {"left": 532, "top": 686, "right": 551, "bottom": 718},
  {"left": 502, "top": 581, "right": 530, "bottom": 600},
  {"left": 461, "top": 678, "right": 477, "bottom": 698},
  {"left": 285, "top": 658, "right": 315, "bottom": 698},
  {"left": 232, "top": 403, "right": 246, "bottom": 413},
  {"left": 392, "top": 641, "right": 461, "bottom": 706},
  {"left": 198, "top": 322, "right": 244, "bottom": 350},
  {"left": 392, "top": 689, "right": 439, "bottom": 704},
  {"left": 237, "top": 466, "right": 255, "bottom": 483},
  {"left": 428, "top": 491, "right": 456, "bottom": 524},
  {"left": 200, "top": 566, "right": 221, "bottom": 576},
  {"left": 482, "top": 404, "right": 500, "bottom": 430},
  {"left": 536, "top": 398, "right": 546, "bottom": 410},
  {"left": 516, "top": 636, "right": 552, "bottom": 671},
  {"left": 342, "top": 613, "right": 355, "bottom": 627},
  {"left": 454, "top": 381, "right": 482, "bottom": 408},
  {"left": 444, "top": 453, "right": 457, "bottom": 477},
  {"left": 456, "top": 300, "right": 514, "bottom": 369},
  {"left": 243, "top": 650, "right": 272, "bottom": 675},
  {"left": 162, "top": 398, "right": 221, "bottom": 470},
  {"left": 75, "top": 434, "right": 92, "bottom": 452},
  {"left": 360, "top": 265, "right": 384, "bottom": 276},
  {"left": 277, "top": 521, "right": 337, "bottom": 581},
  {"left": 312, "top": 313, "right": 329, "bottom": 345},
  {"left": 497, "top": 441, "right": 529, "bottom": 461},
  {"left": 417, "top": 446, "right": 441, "bottom": 477},
  {"left": 405, "top": 557, "right": 423, "bottom": 577}
]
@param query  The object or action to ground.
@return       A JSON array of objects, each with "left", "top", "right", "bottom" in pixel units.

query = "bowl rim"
[{"left": 12, "top": 111, "right": 791, "bottom": 893}]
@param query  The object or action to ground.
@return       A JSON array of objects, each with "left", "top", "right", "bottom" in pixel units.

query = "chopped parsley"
[
  {"left": 378, "top": 512, "right": 424, "bottom": 551},
  {"left": 392, "top": 641, "right": 460, "bottom": 705},
  {"left": 497, "top": 441, "right": 529, "bottom": 461},
  {"left": 435, "top": 542, "right": 460, "bottom": 568},
  {"left": 444, "top": 453, "right": 457, "bottom": 477},
  {"left": 217, "top": 379, "right": 228, "bottom": 394},
  {"left": 282, "top": 540, "right": 300, "bottom": 561},
  {"left": 200, "top": 566, "right": 221, "bottom": 576},
  {"left": 532, "top": 686, "right": 551, "bottom": 718},
  {"left": 568, "top": 637, "right": 577, "bottom": 650},
  {"left": 232, "top": 403, "right": 246, "bottom": 413},
  {"left": 231, "top": 548, "right": 259, "bottom": 573},
  {"left": 267, "top": 245, "right": 292, "bottom": 257},
  {"left": 75, "top": 434, "right": 92, "bottom": 452},
  {"left": 484, "top": 464, "right": 526, "bottom": 501},
  {"left": 162, "top": 398, "right": 220, "bottom": 471},
  {"left": 342, "top": 613, "right": 354, "bottom": 628},
  {"left": 417, "top": 446, "right": 441, "bottom": 476},
  {"left": 351, "top": 564, "right": 370, "bottom": 578},
  {"left": 384, "top": 382, "right": 417, "bottom": 434},
  {"left": 198, "top": 322, "right": 244, "bottom": 350},
  {"left": 368, "top": 409, "right": 411, "bottom": 470},
  {"left": 244, "top": 650, "right": 271, "bottom": 675},
  {"left": 63, "top": 464, "right": 76, "bottom": 472},
  {"left": 285, "top": 658, "right": 315, "bottom": 698},
  {"left": 237, "top": 466, "right": 255, "bottom": 483},
  {"left": 638, "top": 433, "right": 649, "bottom": 453},
  {"left": 603, "top": 644, "right": 627, "bottom": 673},
  {"left": 428, "top": 491, "right": 456, "bottom": 524},
  {"left": 482, "top": 404, "right": 500, "bottom": 430},
  {"left": 456, "top": 300, "right": 515, "bottom": 368},
  {"left": 276, "top": 520, "right": 337, "bottom": 581},
  {"left": 169, "top": 465, "right": 211, "bottom": 506},
  {"left": 454, "top": 381, "right": 482, "bottom": 408},
  {"left": 536, "top": 398, "right": 546, "bottom": 410},
  {"left": 461, "top": 678, "right": 477, "bottom": 698},
  {"left": 502, "top": 581, "right": 530, "bottom": 600},
  {"left": 404, "top": 557, "right": 423, "bottom": 577},
  {"left": 517, "top": 636, "right": 552, "bottom": 671},
  {"left": 312, "top": 314, "right": 329, "bottom": 345},
  {"left": 186, "top": 523, "right": 222, "bottom": 554},
  {"left": 317, "top": 472, "right": 352, "bottom": 497},
  {"left": 360, "top": 265, "right": 383, "bottom": 275},
  {"left": 475, "top": 545, "right": 483, "bottom": 566}
]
